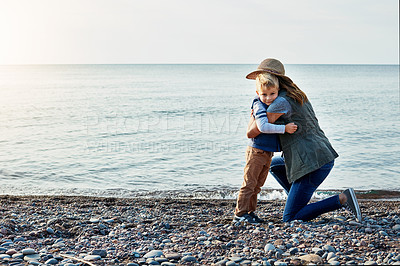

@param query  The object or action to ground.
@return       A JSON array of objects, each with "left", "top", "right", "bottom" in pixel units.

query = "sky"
[{"left": 0, "top": 0, "right": 398, "bottom": 64}]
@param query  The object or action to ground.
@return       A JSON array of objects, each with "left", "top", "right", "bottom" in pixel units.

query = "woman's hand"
[{"left": 285, "top": 123, "right": 297, "bottom": 134}]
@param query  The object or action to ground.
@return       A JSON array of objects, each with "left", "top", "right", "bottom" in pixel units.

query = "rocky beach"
[{"left": 0, "top": 194, "right": 399, "bottom": 265}]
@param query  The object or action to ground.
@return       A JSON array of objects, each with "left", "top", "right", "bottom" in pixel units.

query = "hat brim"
[{"left": 246, "top": 69, "right": 287, "bottom": 80}]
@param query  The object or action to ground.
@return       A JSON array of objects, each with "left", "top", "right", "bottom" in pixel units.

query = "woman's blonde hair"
[{"left": 256, "top": 73, "right": 279, "bottom": 90}]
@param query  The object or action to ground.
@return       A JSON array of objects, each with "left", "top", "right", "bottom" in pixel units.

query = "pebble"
[
  {"left": 83, "top": 255, "right": 102, "bottom": 261},
  {"left": 299, "top": 254, "right": 323, "bottom": 264},
  {"left": 91, "top": 249, "right": 107, "bottom": 258},
  {"left": 181, "top": 255, "right": 196, "bottom": 262},
  {"left": 0, "top": 196, "right": 398, "bottom": 266},
  {"left": 89, "top": 218, "right": 100, "bottom": 223},
  {"left": 22, "top": 248, "right": 37, "bottom": 255},
  {"left": 45, "top": 258, "right": 59, "bottom": 264},
  {"left": 0, "top": 254, "right": 10, "bottom": 259},
  {"left": 323, "top": 245, "right": 336, "bottom": 253},
  {"left": 165, "top": 253, "right": 181, "bottom": 260},
  {"left": 24, "top": 254, "right": 40, "bottom": 261},
  {"left": 144, "top": 250, "right": 164, "bottom": 258},
  {"left": 264, "top": 243, "right": 276, "bottom": 252},
  {"left": 379, "top": 230, "right": 389, "bottom": 236}
]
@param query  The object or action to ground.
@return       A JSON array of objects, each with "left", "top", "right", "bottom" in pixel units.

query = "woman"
[{"left": 246, "top": 58, "right": 362, "bottom": 222}]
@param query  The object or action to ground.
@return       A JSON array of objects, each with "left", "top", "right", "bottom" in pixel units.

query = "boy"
[{"left": 234, "top": 72, "right": 297, "bottom": 224}]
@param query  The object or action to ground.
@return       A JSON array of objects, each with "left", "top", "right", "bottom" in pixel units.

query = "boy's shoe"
[
  {"left": 248, "top": 212, "right": 265, "bottom": 223},
  {"left": 233, "top": 213, "right": 258, "bottom": 224},
  {"left": 342, "top": 188, "right": 362, "bottom": 222}
]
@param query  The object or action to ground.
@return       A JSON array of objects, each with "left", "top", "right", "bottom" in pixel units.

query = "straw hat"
[{"left": 246, "top": 58, "right": 287, "bottom": 80}]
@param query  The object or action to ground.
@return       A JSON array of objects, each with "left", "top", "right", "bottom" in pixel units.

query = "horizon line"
[{"left": 1, "top": 63, "right": 399, "bottom": 66}]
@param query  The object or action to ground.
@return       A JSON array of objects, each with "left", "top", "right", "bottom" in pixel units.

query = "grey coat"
[{"left": 277, "top": 90, "right": 339, "bottom": 183}]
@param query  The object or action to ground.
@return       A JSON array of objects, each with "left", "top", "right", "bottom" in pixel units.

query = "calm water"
[{"left": 0, "top": 64, "right": 399, "bottom": 198}]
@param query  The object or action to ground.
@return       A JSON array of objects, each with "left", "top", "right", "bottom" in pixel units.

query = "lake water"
[{"left": 0, "top": 64, "right": 399, "bottom": 199}]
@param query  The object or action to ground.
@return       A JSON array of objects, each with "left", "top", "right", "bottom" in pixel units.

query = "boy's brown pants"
[{"left": 235, "top": 146, "right": 273, "bottom": 216}]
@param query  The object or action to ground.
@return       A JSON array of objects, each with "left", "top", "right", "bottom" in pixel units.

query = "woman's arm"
[{"left": 267, "top": 112, "right": 284, "bottom": 124}]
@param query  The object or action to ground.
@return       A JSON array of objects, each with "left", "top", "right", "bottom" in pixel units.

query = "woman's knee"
[
  {"left": 282, "top": 212, "right": 295, "bottom": 222},
  {"left": 270, "top": 156, "right": 285, "bottom": 168}
]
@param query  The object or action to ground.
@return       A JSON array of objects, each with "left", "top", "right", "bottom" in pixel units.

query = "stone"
[
  {"left": 45, "top": 258, "right": 59, "bottom": 264},
  {"left": 12, "top": 253, "right": 24, "bottom": 259},
  {"left": 6, "top": 249, "right": 17, "bottom": 255},
  {"left": 22, "top": 248, "right": 37, "bottom": 255},
  {"left": 91, "top": 249, "right": 107, "bottom": 258},
  {"left": 52, "top": 242, "right": 65, "bottom": 248},
  {"left": 0, "top": 254, "right": 10, "bottom": 259},
  {"left": 181, "top": 255, "right": 196, "bottom": 262},
  {"left": 289, "top": 247, "right": 298, "bottom": 255},
  {"left": 393, "top": 224, "right": 400, "bottom": 230},
  {"left": 215, "top": 259, "right": 229, "bottom": 265},
  {"left": 230, "top": 256, "right": 242, "bottom": 262},
  {"left": 364, "top": 261, "right": 378, "bottom": 265},
  {"left": 46, "top": 227, "right": 55, "bottom": 234},
  {"left": 144, "top": 250, "right": 164, "bottom": 258},
  {"left": 24, "top": 254, "right": 41, "bottom": 261},
  {"left": 165, "top": 253, "right": 181, "bottom": 260},
  {"left": 379, "top": 231, "right": 388, "bottom": 236},
  {"left": 323, "top": 245, "right": 336, "bottom": 253},
  {"left": 154, "top": 257, "right": 168, "bottom": 263},
  {"left": 311, "top": 248, "right": 324, "bottom": 256},
  {"left": 327, "top": 252, "right": 336, "bottom": 261},
  {"left": 89, "top": 218, "right": 100, "bottom": 223},
  {"left": 83, "top": 255, "right": 102, "bottom": 261},
  {"left": 264, "top": 244, "right": 276, "bottom": 252},
  {"left": 299, "top": 254, "right": 323, "bottom": 264}
]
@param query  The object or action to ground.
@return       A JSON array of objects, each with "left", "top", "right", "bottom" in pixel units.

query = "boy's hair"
[{"left": 256, "top": 73, "right": 279, "bottom": 90}]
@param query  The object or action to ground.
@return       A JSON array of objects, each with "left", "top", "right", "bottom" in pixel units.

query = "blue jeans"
[{"left": 269, "top": 156, "right": 342, "bottom": 222}]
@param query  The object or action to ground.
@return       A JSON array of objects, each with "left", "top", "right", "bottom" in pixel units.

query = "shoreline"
[
  {"left": 1, "top": 188, "right": 400, "bottom": 202},
  {"left": 1, "top": 195, "right": 399, "bottom": 265}
]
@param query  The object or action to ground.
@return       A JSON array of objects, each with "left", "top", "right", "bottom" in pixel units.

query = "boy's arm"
[{"left": 253, "top": 100, "right": 286, "bottom": 134}]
